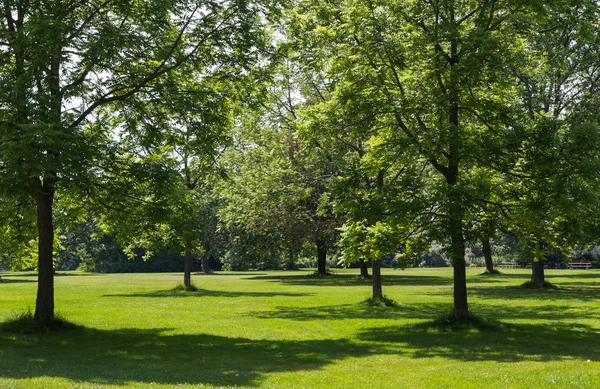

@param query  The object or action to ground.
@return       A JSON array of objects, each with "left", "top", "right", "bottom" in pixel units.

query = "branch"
[{"left": 68, "top": 4, "right": 209, "bottom": 129}]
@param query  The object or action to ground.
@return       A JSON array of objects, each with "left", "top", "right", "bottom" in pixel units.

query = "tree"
[
  {"left": 97, "top": 67, "right": 235, "bottom": 289},
  {"left": 291, "top": 0, "right": 561, "bottom": 318},
  {"left": 218, "top": 52, "right": 340, "bottom": 273},
  {"left": 219, "top": 103, "right": 339, "bottom": 272},
  {"left": 496, "top": 0, "right": 600, "bottom": 284},
  {"left": 0, "top": 0, "right": 267, "bottom": 324}
]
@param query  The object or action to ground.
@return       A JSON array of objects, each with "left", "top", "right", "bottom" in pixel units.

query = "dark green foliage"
[
  {"left": 55, "top": 222, "right": 193, "bottom": 273},
  {"left": 416, "top": 244, "right": 450, "bottom": 268},
  {"left": 221, "top": 230, "right": 284, "bottom": 271}
]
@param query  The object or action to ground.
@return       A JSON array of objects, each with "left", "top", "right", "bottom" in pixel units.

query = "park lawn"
[{"left": 1, "top": 267, "right": 599, "bottom": 389}]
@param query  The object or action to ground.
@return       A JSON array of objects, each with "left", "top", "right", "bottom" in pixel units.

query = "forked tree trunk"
[
  {"left": 482, "top": 235, "right": 494, "bottom": 273},
  {"left": 360, "top": 258, "right": 369, "bottom": 277},
  {"left": 372, "top": 259, "right": 382, "bottom": 300},
  {"left": 531, "top": 260, "right": 545, "bottom": 284},
  {"left": 183, "top": 251, "right": 192, "bottom": 289},
  {"left": 34, "top": 183, "right": 55, "bottom": 324},
  {"left": 316, "top": 239, "right": 327, "bottom": 275}
]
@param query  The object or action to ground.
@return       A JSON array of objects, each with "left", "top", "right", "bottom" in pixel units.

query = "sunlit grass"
[{"left": 1, "top": 267, "right": 600, "bottom": 388}]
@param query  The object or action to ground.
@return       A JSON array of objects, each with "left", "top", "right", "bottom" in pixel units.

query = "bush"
[{"left": 417, "top": 243, "right": 449, "bottom": 267}]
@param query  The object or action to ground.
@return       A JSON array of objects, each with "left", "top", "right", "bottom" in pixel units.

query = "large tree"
[
  {"left": 494, "top": 0, "right": 600, "bottom": 284},
  {"left": 292, "top": 0, "right": 556, "bottom": 319},
  {"left": 0, "top": 0, "right": 266, "bottom": 324}
]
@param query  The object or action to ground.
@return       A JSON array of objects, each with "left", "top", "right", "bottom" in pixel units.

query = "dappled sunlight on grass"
[{"left": 2, "top": 268, "right": 600, "bottom": 388}]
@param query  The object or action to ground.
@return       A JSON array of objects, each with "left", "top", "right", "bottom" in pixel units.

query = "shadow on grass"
[
  {"left": 103, "top": 288, "right": 312, "bottom": 299},
  {"left": 2, "top": 320, "right": 598, "bottom": 387},
  {"left": 0, "top": 278, "right": 37, "bottom": 284},
  {"left": 0, "top": 272, "right": 99, "bottom": 278},
  {"left": 0, "top": 326, "right": 386, "bottom": 387},
  {"left": 193, "top": 272, "right": 269, "bottom": 277},
  {"left": 469, "top": 283, "right": 600, "bottom": 303},
  {"left": 357, "top": 321, "right": 600, "bottom": 362},
  {"left": 247, "top": 273, "right": 452, "bottom": 287},
  {"left": 251, "top": 296, "right": 600, "bottom": 322},
  {"left": 545, "top": 271, "right": 600, "bottom": 280},
  {"left": 250, "top": 302, "right": 451, "bottom": 321}
]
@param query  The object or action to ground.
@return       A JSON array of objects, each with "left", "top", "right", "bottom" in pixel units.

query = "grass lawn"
[{"left": 1, "top": 267, "right": 599, "bottom": 388}]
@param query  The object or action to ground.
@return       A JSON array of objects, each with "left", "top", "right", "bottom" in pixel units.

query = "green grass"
[{"left": 1, "top": 267, "right": 599, "bottom": 388}]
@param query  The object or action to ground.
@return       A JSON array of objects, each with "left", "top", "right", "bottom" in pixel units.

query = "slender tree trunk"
[
  {"left": 286, "top": 245, "right": 297, "bottom": 270},
  {"left": 531, "top": 260, "right": 545, "bottom": 284},
  {"left": 451, "top": 230, "right": 468, "bottom": 318},
  {"left": 183, "top": 250, "right": 192, "bottom": 289},
  {"left": 482, "top": 235, "right": 494, "bottom": 273},
  {"left": 360, "top": 258, "right": 369, "bottom": 277},
  {"left": 372, "top": 259, "right": 383, "bottom": 300},
  {"left": 202, "top": 255, "right": 211, "bottom": 274},
  {"left": 202, "top": 241, "right": 212, "bottom": 274},
  {"left": 34, "top": 180, "right": 55, "bottom": 324},
  {"left": 316, "top": 239, "right": 327, "bottom": 275}
]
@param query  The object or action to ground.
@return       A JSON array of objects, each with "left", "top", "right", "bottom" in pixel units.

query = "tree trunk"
[
  {"left": 183, "top": 250, "right": 192, "bottom": 289},
  {"left": 316, "top": 239, "right": 327, "bottom": 275},
  {"left": 447, "top": 34, "right": 468, "bottom": 319},
  {"left": 202, "top": 255, "right": 211, "bottom": 274},
  {"left": 372, "top": 259, "right": 383, "bottom": 300},
  {"left": 286, "top": 245, "right": 297, "bottom": 270},
  {"left": 360, "top": 258, "right": 369, "bottom": 277},
  {"left": 482, "top": 235, "right": 494, "bottom": 273},
  {"left": 531, "top": 260, "right": 545, "bottom": 284},
  {"left": 34, "top": 182, "right": 55, "bottom": 324},
  {"left": 451, "top": 229, "right": 468, "bottom": 319}
]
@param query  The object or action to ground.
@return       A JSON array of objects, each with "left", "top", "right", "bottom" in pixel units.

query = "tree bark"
[
  {"left": 360, "top": 258, "right": 369, "bottom": 277},
  {"left": 286, "top": 245, "right": 297, "bottom": 270},
  {"left": 482, "top": 235, "right": 494, "bottom": 273},
  {"left": 34, "top": 180, "right": 55, "bottom": 324},
  {"left": 316, "top": 239, "right": 327, "bottom": 275},
  {"left": 183, "top": 250, "right": 192, "bottom": 289},
  {"left": 447, "top": 33, "right": 468, "bottom": 320},
  {"left": 202, "top": 255, "right": 211, "bottom": 274},
  {"left": 372, "top": 259, "right": 383, "bottom": 300},
  {"left": 531, "top": 260, "right": 545, "bottom": 284},
  {"left": 450, "top": 222, "right": 468, "bottom": 318}
]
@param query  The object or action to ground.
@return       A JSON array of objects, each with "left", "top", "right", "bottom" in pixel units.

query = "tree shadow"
[
  {"left": 0, "top": 278, "right": 37, "bottom": 284},
  {"left": 357, "top": 321, "right": 600, "bottom": 362},
  {"left": 469, "top": 284, "right": 600, "bottom": 303},
  {"left": 0, "top": 273, "right": 37, "bottom": 278},
  {"left": 103, "top": 288, "right": 312, "bottom": 299},
  {"left": 250, "top": 296, "right": 600, "bottom": 323},
  {"left": 0, "top": 272, "right": 99, "bottom": 278},
  {"left": 546, "top": 271, "right": 600, "bottom": 279},
  {"left": 250, "top": 302, "right": 451, "bottom": 321},
  {"left": 0, "top": 326, "right": 388, "bottom": 387},
  {"left": 193, "top": 272, "right": 269, "bottom": 277},
  {"left": 247, "top": 273, "right": 452, "bottom": 287}
]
